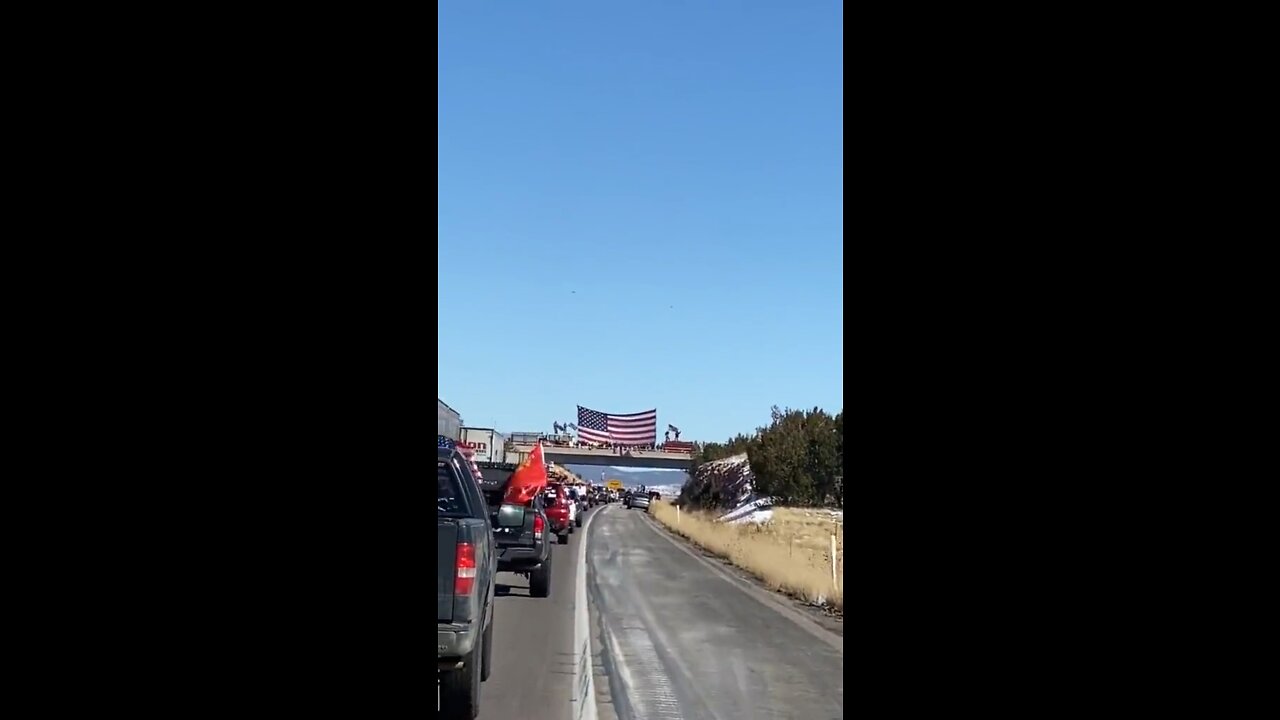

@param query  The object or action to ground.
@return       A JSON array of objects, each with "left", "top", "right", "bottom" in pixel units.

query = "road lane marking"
[{"left": 573, "top": 506, "right": 600, "bottom": 720}]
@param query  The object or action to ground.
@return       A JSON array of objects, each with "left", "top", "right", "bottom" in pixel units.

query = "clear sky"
[{"left": 439, "top": 1, "right": 843, "bottom": 442}]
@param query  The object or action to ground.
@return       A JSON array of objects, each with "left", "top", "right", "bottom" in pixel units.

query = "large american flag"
[{"left": 576, "top": 406, "right": 658, "bottom": 445}]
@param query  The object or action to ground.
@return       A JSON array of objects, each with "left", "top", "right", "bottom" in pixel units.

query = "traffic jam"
[{"left": 438, "top": 423, "right": 661, "bottom": 717}]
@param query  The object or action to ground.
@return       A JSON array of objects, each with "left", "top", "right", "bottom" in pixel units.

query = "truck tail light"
[
  {"left": 455, "top": 543, "right": 476, "bottom": 595},
  {"left": 533, "top": 514, "right": 545, "bottom": 540}
]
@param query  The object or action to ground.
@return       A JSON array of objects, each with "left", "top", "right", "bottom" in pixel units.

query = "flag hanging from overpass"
[{"left": 576, "top": 406, "right": 658, "bottom": 445}]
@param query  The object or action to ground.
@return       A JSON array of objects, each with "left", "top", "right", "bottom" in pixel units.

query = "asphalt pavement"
[
  {"left": 588, "top": 504, "right": 844, "bottom": 720},
  {"left": 445, "top": 502, "right": 844, "bottom": 720},
  {"left": 470, "top": 513, "right": 586, "bottom": 720}
]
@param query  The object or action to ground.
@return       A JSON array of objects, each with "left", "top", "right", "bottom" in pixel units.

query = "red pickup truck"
[{"left": 541, "top": 483, "right": 574, "bottom": 545}]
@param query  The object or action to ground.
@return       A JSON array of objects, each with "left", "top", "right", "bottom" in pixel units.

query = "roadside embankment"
[{"left": 651, "top": 501, "right": 843, "bottom": 614}]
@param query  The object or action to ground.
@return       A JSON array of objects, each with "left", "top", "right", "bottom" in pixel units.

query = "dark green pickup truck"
[
  {"left": 479, "top": 462, "right": 554, "bottom": 598},
  {"left": 438, "top": 448, "right": 497, "bottom": 718}
]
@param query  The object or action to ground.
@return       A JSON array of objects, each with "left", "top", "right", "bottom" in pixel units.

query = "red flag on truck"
[{"left": 504, "top": 442, "right": 548, "bottom": 505}]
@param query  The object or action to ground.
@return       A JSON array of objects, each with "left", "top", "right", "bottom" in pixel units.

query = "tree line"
[{"left": 681, "top": 406, "right": 843, "bottom": 508}]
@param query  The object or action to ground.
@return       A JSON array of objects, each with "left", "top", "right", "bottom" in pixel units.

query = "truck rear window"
[
  {"left": 479, "top": 467, "right": 515, "bottom": 489},
  {"left": 438, "top": 462, "right": 469, "bottom": 515}
]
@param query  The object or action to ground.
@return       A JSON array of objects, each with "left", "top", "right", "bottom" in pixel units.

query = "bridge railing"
[{"left": 505, "top": 440, "right": 694, "bottom": 456}]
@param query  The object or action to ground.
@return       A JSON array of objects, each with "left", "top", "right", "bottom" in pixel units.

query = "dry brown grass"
[{"left": 651, "top": 502, "right": 843, "bottom": 614}]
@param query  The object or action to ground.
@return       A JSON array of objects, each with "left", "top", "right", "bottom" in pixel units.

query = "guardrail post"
[{"left": 830, "top": 534, "right": 838, "bottom": 590}]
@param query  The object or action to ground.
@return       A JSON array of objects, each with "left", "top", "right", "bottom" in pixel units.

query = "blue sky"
[{"left": 439, "top": 1, "right": 843, "bottom": 443}]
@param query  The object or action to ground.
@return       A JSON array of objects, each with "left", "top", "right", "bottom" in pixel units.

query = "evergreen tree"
[{"left": 682, "top": 405, "right": 844, "bottom": 509}]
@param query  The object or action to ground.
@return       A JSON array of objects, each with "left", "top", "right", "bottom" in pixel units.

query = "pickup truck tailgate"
[
  {"left": 493, "top": 519, "right": 535, "bottom": 549},
  {"left": 438, "top": 521, "right": 456, "bottom": 621}
]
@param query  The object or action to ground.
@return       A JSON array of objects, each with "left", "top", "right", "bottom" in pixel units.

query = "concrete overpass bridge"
[{"left": 508, "top": 442, "right": 693, "bottom": 470}]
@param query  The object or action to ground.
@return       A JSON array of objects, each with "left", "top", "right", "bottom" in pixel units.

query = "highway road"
[
  {"left": 468, "top": 516, "right": 585, "bottom": 720},
  {"left": 448, "top": 503, "right": 844, "bottom": 720}
]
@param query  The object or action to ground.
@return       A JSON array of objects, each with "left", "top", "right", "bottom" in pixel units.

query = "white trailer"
[{"left": 459, "top": 427, "right": 506, "bottom": 464}]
